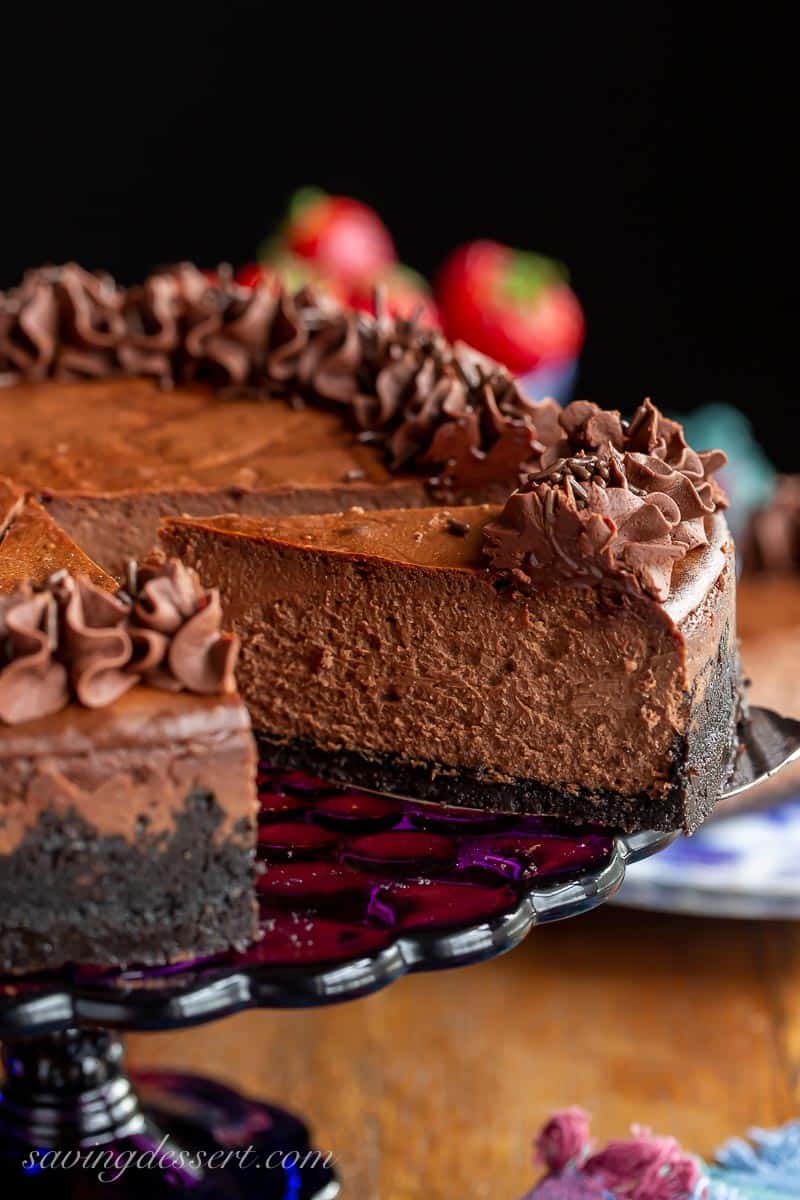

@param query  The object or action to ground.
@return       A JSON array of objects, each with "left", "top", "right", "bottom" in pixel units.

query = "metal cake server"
[{"left": 722, "top": 706, "right": 800, "bottom": 801}]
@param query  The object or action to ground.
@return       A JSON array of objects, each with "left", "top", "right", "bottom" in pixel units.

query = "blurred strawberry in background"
[
  {"left": 234, "top": 261, "right": 275, "bottom": 290},
  {"left": 248, "top": 192, "right": 584, "bottom": 400},
  {"left": 255, "top": 188, "right": 441, "bottom": 326},
  {"left": 266, "top": 187, "right": 396, "bottom": 290},
  {"left": 435, "top": 240, "right": 584, "bottom": 376}
]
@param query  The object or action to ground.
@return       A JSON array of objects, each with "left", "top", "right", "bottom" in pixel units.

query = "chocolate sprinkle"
[{"left": 445, "top": 517, "right": 471, "bottom": 537}]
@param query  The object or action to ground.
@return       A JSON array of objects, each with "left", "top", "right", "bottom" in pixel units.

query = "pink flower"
[
  {"left": 583, "top": 1126, "right": 702, "bottom": 1199},
  {"left": 534, "top": 1107, "right": 593, "bottom": 1172}
]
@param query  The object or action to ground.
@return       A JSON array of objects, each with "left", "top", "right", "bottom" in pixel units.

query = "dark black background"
[{"left": 4, "top": 5, "right": 798, "bottom": 466}]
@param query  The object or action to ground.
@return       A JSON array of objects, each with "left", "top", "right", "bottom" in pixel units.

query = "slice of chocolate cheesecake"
[
  {"left": 161, "top": 402, "right": 739, "bottom": 834},
  {"left": 0, "top": 509, "right": 258, "bottom": 973}
]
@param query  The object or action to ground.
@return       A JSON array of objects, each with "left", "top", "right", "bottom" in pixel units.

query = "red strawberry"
[
  {"left": 349, "top": 265, "right": 440, "bottom": 328},
  {"left": 270, "top": 187, "right": 396, "bottom": 289},
  {"left": 435, "top": 240, "right": 584, "bottom": 374}
]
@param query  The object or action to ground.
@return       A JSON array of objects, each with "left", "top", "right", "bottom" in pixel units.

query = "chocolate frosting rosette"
[
  {"left": 484, "top": 399, "right": 728, "bottom": 601},
  {"left": 0, "top": 558, "right": 239, "bottom": 726}
]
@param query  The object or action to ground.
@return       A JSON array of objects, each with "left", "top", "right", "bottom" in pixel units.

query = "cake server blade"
[{"left": 722, "top": 705, "right": 800, "bottom": 801}]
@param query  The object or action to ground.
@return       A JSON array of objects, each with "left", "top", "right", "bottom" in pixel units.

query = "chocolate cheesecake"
[
  {"left": 161, "top": 401, "right": 739, "bottom": 833},
  {"left": 1, "top": 262, "right": 740, "bottom": 839},
  {"left": 0, "top": 506, "right": 258, "bottom": 973},
  {"left": 0, "top": 477, "right": 23, "bottom": 537}
]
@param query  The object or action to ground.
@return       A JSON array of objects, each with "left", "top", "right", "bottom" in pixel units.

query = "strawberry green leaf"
[
  {"left": 288, "top": 186, "right": 328, "bottom": 222},
  {"left": 503, "top": 252, "right": 568, "bottom": 303}
]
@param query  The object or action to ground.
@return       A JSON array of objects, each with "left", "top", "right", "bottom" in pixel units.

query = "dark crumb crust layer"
[
  {"left": 258, "top": 629, "right": 742, "bottom": 835},
  {"left": 680, "top": 624, "right": 744, "bottom": 832},
  {"left": 0, "top": 791, "right": 257, "bottom": 974}
]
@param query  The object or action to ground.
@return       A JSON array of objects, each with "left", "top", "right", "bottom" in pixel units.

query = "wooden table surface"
[{"left": 128, "top": 905, "right": 800, "bottom": 1198}]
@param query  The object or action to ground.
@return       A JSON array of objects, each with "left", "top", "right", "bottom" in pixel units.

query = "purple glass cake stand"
[{"left": 1, "top": 707, "right": 796, "bottom": 1199}]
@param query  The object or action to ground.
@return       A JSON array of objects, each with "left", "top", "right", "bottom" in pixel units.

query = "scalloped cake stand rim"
[{"left": 0, "top": 827, "right": 674, "bottom": 1038}]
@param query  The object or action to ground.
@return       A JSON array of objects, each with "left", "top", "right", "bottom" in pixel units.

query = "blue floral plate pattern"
[{"left": 617, "top": 792, "right": 800, "bottom": 919}]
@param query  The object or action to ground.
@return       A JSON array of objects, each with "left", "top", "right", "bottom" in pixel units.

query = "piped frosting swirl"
[
  {"left": 483, "top": 399, "right": 728, "bottom": 601},
  {"left": 0, "top": 264, "right": 125, "bottom": 381},
  {"left": 128, "top": 557, "right": 239, "bottom": 694},
  {"left": 0, "top": 590, "right": 68, "bottom": 724},
  {"left": 0, "top": 263, "right": 559, "bottom": 491},
  {"left": 0, "top": 558, "right": 238, "bottom": 725}
]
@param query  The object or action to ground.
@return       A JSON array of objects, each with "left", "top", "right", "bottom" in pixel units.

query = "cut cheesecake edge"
[
  {"left": 0, "top": 494, "right": 119, "bottom": 593},
  {"left": 0, "top": 489, "right": 259, "bottom": 973},
  {"left": 160, "top": 505, "right": 741, "bottom": 833}
]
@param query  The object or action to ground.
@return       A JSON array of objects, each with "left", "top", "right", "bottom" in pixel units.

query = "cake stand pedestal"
[
  {"left": 0, "top": 1029, "right": 336, "bottom": 1197},
  {"left": 1, "top": 707, "right": 797, "bottom": 1198}
]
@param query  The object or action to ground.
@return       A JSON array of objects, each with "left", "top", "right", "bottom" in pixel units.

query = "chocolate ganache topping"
[
  {"left": 483, "top": 399, "right": 729, "bottom": 601},
  {"left": 0, "top": 262, "right": 560, "bottom": 491},
  {"left": 0, "top": 558, "right": 239, "bottom": 725}
]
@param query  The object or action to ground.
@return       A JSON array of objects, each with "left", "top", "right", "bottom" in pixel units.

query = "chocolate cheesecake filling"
[
  {"left": 0, "top": 376, "right": 509, "bottom": 576},
  {"left": 0, "top": 496, "right": 116, "bottom": 593},
  {"left": 162, "top": 506, "right": 738, "bottom": 832}
]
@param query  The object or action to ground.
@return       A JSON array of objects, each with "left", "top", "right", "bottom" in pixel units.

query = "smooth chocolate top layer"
[
  {"left": 0, "top": 476, "right": 24, "bottom": 537},
  {"left": 170, "top": 505, "right": 731, "bottom": 621},
  {"left": 0, "top": 377, "right": 387, "bottom": 494},
  {"left": 203, "top": 506, "right": 493, "bottom": 568}
]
